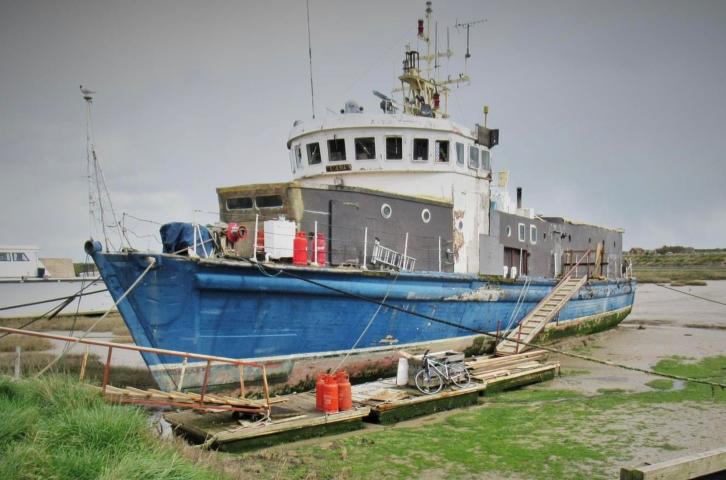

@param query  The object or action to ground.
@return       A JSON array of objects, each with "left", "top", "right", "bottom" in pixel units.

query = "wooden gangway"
[{"left": 496, "top": 251, "right": 592, "bottom": 356}]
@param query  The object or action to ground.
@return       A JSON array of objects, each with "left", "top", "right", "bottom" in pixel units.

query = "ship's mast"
[
  {"left": 81, "top": 86, "right": 126, "bottom": 252},
  {"left": 395, "top": 1, "right": 480, "bottom": 119}
]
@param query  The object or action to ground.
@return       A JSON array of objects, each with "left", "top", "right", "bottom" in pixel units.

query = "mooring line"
[
  {"left": 653, "top": 282, "right": 726, "bottom": 307},
  {"left": 263, "top": 265, "right": 726, "bottom": 390},
  {"left": 35, "top": 258, "right": 157, "bottom": 378}
]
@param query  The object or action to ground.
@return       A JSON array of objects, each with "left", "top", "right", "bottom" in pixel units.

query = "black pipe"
[{"left": 516, "top": 187, "right": 522, "bottom": 209}]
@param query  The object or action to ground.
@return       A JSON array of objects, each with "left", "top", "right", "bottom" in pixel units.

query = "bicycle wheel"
[
  {"left": 450, "top": 364, "right": 471, "bottom": 388},
  {"left": 415, "top": 368, "right": 444, "bottom": 395}
]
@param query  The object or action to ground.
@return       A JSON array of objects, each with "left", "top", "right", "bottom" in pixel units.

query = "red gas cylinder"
[
  {"left": 322, "top": 375, "right": 339, "bottom": 414},
  {"left": 315, "top": 233, "right": 327, "bottom": 266},
  {"left": 293, "top": 231, "right": 308, "bottom": 266},
  {"left": 315, "top": 374, "right": 327, "bottom": 411},
  {"left": 335, "top": 371, "right": 352, "bottom": 411},
  {"left": 256, "top": 229, "right": 264, "bottom": 255}
]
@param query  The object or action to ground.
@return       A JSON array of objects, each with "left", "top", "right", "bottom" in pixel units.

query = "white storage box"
[{"left": 263, "top": 218, "right": 296, "bottom": 259}]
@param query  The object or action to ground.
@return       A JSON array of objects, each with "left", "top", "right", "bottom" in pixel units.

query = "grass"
[
  {"left": 230, "top": 355, "right": 726, "bottom": 480},
  {"left": 626, "top": 251, "right": 726, "bottom": 283},
  {"left": 0, "top": 375, "right": 227, "bottom": 480},
  {"left": 0, "top": 312, "right": 128, "bottom": 334},
  {"left": 0, "top": 352, "right": 157, "bottom": 389},
  {"left": 646, "top": 379, "right": 673, "bottom": 390},
  {"left": 0, "top": 335, "right": 52, "bottom": 352}
]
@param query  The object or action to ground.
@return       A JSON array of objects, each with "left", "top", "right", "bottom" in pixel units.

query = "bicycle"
[{"left": 414, "top": 350, "right": 471, "bottom": 394}]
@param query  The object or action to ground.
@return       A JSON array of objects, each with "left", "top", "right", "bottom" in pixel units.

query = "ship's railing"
[{"left": 0, "top": 326, "right": 272, "bottom": 415}]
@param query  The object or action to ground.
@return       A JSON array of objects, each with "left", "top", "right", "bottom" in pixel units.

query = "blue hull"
[{"left": 91, "top": 251, "right": 635, "bottom": 388}]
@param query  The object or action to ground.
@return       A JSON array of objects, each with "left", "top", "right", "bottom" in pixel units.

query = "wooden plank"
[{"left": 620, "top": 447, "right": 726, "bottom": 480}]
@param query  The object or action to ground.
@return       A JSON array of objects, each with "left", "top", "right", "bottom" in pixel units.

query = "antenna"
[
  {"left": 454, "top": 18, "right": 487, "bottom": 68},
  {"left": 306, "top": 0, "right": 316, "bottom": 119}
]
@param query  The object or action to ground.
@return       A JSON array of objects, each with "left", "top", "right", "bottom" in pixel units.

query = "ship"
[
  {"left": 86, "top": 2, "right": 635, "bottom": 391},
  {"left": 0, "top": 245, "right": 113, "bottom": 319}
]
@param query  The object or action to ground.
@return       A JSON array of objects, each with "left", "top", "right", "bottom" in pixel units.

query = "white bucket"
[{"left": 396, "top": 357, "right": 409, "bottom": 386}]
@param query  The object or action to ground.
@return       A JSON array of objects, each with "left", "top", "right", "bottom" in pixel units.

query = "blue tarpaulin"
[{"left": 160, "top": 222, "right": 214, "bottom": 257}]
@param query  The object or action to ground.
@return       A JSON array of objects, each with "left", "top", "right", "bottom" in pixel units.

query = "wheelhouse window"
[
  {"left": 255, "top": 195, "right": 284, "bottom": 208},
  {"left": 0, "top": 252, "right": 10, "bottom": 261},
  {"left": 456, "top": 142, "right": 465, "bottom": 166},
  {"left": 481, "top": 149, "right": 491, "bottom": 171},
  {"left": 468, "top": 146, "right": 480, "bottom": 169},
  {"left": 435, "top": 140, "right": 449, "bottom": 162},
  {"left": 226, "top": 197, "right": 253, "bottom": 210},
  {"left": 530, "top": 225, "right": 538, "bottom": 244},
  {"left": 385, "top": 137, "right": 403, "bottom": 160},
  {"left": 413, "top": 138, "right": 429, "bottom": 161},
  {"left": 306, "top": 142, "right": 321, "bottom": 165},
  {"left": 518, "top": 223, "right": 525, "bottom": 242},
  {"left": 354, "top": 137, "right": 376, "bottom": 160},
  {"left": 327, "top": 138, "right": 347, "bottom": 161},
  {"left": 294, "top": 145, "right": 303, "bottom": 170}
]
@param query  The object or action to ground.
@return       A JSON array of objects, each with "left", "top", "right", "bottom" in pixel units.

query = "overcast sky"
[{"left": 1, "top": 0, "right": 725, "bottom": 259}]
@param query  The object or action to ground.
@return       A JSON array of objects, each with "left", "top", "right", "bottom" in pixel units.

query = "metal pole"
[
  {"left": 252, "top": 214, "right": 259, "bottom": 261},
  {"left": 102, "top": 347, "right": 113, "bottom": 393},
  {"left": 14, "top": 345, "right": 21, "bottom": 380},
  {"left": 313, "top": 220, "right": 318, "bottom": 266},
  {"left": 177, "top": 357, "right": 188, "bottom": 392},
  {"left": 438, "top": 236, "right": 442, "bottom": 272},
  {"left": 364, "top": 227, "right": 369, "bottom": 266},
  {"left": 200, "top": 360, "right": 212, "bottom": 404},
  {"left": 403, "top": 232, "right": 409, "bottom": 270}
]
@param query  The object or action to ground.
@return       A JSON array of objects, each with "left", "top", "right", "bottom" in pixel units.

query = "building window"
[
  {"left": 421, "top": 208, "right": 431, "bottom": 223},
  {"left": 530, "top": 225, "right": 538, "bottom": 244},
  {"left": 307, "top": 142, "right": 321, "bottom": 165},
  {"left": 435, "top": 140, "right": 449, "bottom": 162},
  {"left": 518, "top": 223, "right": 525, "bottom": 242},
  {"left": 456, "top": 142, "right": 465, "bottom": 166},
  {"left": 327, "top": 138, "right": 347, "bottom": 161},
  {"left": 505, "top": 226, "right": 512, "bottom": 237},
  {"left": 481, "top": 149, "right": 491, "bottom": 171},
  {"left": 256, "top": 195, "right": 284, "bottom": 208},
  {"left": 354, "top": 137, "right": 376, "bottom": 160},
  {"left": 386, "top": 137, "right": 403, "bottom": 160},
  {"left": 0, "top": 252, "right": 9, "bottom": 261},
  {"left": 226, "top": 197, "right": 253, "bottom": 210},
  {"left": 468, "top": 146, "right": 479, "bottom": 169},
  {"left": 294, "top": 145, "right": 303, "bottom": 169},
  {"left": 380, "top": 203, "right": 392, "bottom": 219},
  {"left": 413, "top": 138, "right": 429, "bottom": 161}
]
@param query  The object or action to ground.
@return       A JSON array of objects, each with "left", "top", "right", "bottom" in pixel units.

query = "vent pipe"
[{"left": 516, "top": 187, "right": 522, "bottom": 209}]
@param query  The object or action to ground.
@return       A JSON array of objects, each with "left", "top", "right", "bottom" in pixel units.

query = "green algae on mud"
[{"left": 237, "top": 355, "right": 726, "bottom": 480}]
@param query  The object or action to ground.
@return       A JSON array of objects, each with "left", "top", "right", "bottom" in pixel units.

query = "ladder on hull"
[{"left": 496, "top": 251, "right": 591, "bottom": 356}]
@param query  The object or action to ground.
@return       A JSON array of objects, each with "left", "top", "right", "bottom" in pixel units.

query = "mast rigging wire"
[{"left": 306, "top": 0, "right": 316, "bottom": 119}]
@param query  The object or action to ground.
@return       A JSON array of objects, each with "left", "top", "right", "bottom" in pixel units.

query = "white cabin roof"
[{"left": 0, "top": 245, "right": 40, "bottom": 252}]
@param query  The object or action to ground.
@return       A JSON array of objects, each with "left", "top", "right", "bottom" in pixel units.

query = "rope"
[
  {"left": 653, "top": 283, "right": 726, "bottom": 307},
  {"left": 0, "top": 285, "right": 107, "bottom": 311},
  {"left": 261, "top": 265, "right": 726, "bottom": 390},
  {"left": 332, "top": 270, "right": 400, "bottom": 373},
  {"left": 35, "top": 257, "right": 157, "bottom": 377}
]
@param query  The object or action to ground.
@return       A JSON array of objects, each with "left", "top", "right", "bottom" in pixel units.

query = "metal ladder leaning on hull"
[{"left": 495, "top": 250, "right": 592, "bottom": 356}]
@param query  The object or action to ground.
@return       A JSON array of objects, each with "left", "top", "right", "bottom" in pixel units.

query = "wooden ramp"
[{"left": 496, "top": 275, "right": 587, "bottom": 356}]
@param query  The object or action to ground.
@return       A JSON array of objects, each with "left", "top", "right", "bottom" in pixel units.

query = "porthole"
[
  {"left": 456, "top": 219, "right": 464, "bottom": 231},
  {"left": 421, "top": 209, "right": 431, "bottom": 223},
  {"left": 381, "top": 203, "right": 392, "bottom": 219},
  {"left": 505, "top": 226, "right": 512, "bottom": 237}
]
